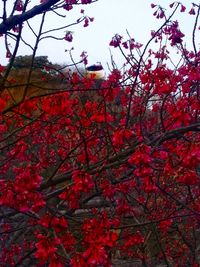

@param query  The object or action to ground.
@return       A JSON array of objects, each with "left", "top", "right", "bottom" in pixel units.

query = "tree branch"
[{"left": 0, "top": 0, "right": 60, "bottom": 34}]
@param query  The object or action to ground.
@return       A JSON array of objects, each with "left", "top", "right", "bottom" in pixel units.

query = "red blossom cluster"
[{"left": 0, "top": 1, "right": 200, "bottom": 266}]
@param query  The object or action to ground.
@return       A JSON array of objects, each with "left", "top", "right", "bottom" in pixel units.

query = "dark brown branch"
[
  {"left": 153, "top": 122, "right": 200, "bottom": 146},
  {"left": 0, "top": 0, "right": 60, "bottom": 34}
]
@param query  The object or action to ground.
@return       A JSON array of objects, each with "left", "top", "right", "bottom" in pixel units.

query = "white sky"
[{"left": 0, "top": 0, "right": 198, "bottom": 71}]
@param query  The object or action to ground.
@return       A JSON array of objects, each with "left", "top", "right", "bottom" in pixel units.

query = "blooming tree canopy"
[{"left": 0, "top": 1, "right": 200, "bottom": 266}]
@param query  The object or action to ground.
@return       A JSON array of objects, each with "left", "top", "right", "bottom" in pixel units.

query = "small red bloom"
[
  {"left": 151, "top": 3, "right": 156, "bottom": 8},
  {"left": 109, "top": 34, "right": 122, "bottom": 48},
  {"left": 123, "top": 231, "right": 144, "bottom": 251},
  {"left": 83, "top": 17, "right": 89, "bottom": 27},
  {"left": 0, "top": 98, "right": 6, "bottom": 113},
  {"left": 35, "top": 234, "right": 57, "bottom": 263},
  {"left": 15, "top": 0, "right": 24, "bottom": 11},
  {"left": 80, "top": 51, "right": 88, "bottom": 65},
  {"left": 89, "top": 17, "right": 94, "bottom": 22},
  {"left": 189, "top": 8, "right": 196, "bottom": 15},
  {"left": 64, "top": 31, "right": 73, "bottom": 42},
  {"left": 12, "top": 25, "right": 21, "bottom": 33},
  {"left": 169, "top": 2, "right": 175, "bottom": 8},
  {"left": 180, "top": 5, "right": 186, "bottom": 12},
  {"left": 158, "top": 219, "right": 172, "bottom": 233},
  {"left": 81, "top": 0, "right": 92, "bottom": 4},
  {"left": 6, "top": 50, "right": 12, "bottom": 58}
]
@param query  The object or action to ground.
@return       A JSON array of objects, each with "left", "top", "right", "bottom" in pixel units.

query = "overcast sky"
[{"left": 0, "top": 0, "right": 198, "bottom": 72}]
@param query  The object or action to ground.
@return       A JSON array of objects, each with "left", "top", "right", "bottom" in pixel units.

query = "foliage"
[
  {"left": 10, "top": 55, "right": 51, "bottom": 69},
  {"left": 0, "top": 1, "right": 200, "bottom": 267}
]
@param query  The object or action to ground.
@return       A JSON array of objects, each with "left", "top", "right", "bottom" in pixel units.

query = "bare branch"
[{"left": 0, "top": 0, "right": 60, "bottom": 34}]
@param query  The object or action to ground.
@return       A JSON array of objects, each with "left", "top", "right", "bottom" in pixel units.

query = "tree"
[
  {"left": 10, "top": 55, "right": 51, "bottom": 69},
  {"left": 0, "top": 1, "right": 200, "bottom": 266}
]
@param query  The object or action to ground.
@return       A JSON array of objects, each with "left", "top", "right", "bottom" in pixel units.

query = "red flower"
[
  {"left": 49, "top": 258, "right": 64, "bottom": 267},
  {"left": 109, "top": 34, "right": 122, "bottom": 48},
  {"left": 169, "top": 2, "right": 175, "bottom": 8},
  {"left": 189, "top": 8, "right": 196, "bottom": 15},
  {"left": 178, "top": 170, "right": 198, "bottom": 186},
  {"left": 63, "top": 4, "right": 73, "bottom": 11},
  {"left": 112, "top": 128, "right": 133, "bottom": 147},
  {"left": 122, "top": 41, "right": 128, "bottom": 49},
  {"left": 6, "top": 50, "right": 12, "bottom": 58},
  {"left": 15, "top": 0, "right": 24, "bottom": 11},
  {"left": 158, "top": 219, "right": 172, "bottom": 233},
  {"left": 80, "top": 51, "right": 88, "bottom": 65},
  {"left": 12, "top": 25, "right": 21, "bottom": 33},
  {"left": 81, "top": 0, "right": 92, "bottom": 4},
  {"left": 123, "top": 231, "right": 144, "bottom": 249},
  {"left": 151, "top": 3, "right": 156, "bottom": 8},
  {"left": 167, "top": 21, "right": 185, "bottom": 46},
  {"left": 35, "top": 234, "right": 57, "bottom": 263},
  {"left": 64, "top": 31, "right": 73, "bottom": 42},
  {"left": 83, "top": 17, "right": 89, "bottom": 27},
  {"left": 0, "top": 98, "right": 6, "bottom": 113},
  {"left": 51, "top": 216, "right": 68, "bottom": 233},
  {"left": 65, "top": 0, "right": 76, "bottom": 4},
  {"left": 180, "top": 5, "right": 186, "bottom": 12}
]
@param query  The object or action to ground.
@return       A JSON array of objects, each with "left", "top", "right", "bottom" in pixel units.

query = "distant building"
[{"left": 85, "top": 63, "right": 105, "bottom": 80}]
